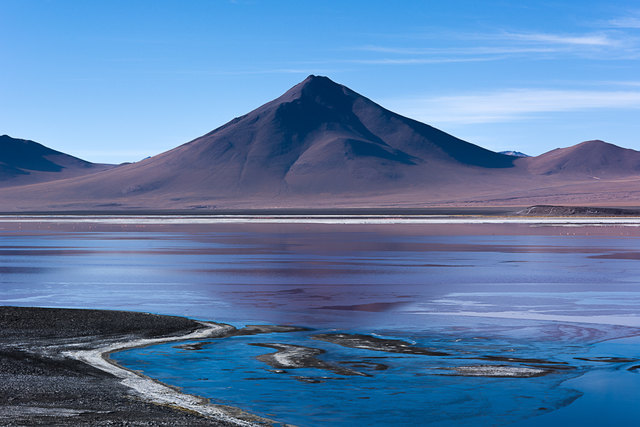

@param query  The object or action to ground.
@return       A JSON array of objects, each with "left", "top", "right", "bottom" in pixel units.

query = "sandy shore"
[{"left": 0, "top": 306, "right": 270, "bottom": 426}]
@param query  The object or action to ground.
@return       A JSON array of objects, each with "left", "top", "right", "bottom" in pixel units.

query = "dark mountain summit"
[{"left": 0, "top": 135, "right": 113, "bottom": 187}]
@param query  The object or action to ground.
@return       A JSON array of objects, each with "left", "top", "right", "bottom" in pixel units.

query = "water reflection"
[{"left": 1, "top": 224, "right": 640, "bottom": 327}]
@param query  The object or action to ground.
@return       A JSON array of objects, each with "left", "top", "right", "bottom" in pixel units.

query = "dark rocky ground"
[
  {"left": 0, "top": 306, "right": 245, "bottom": 426},
  {"left": 516, "top": 205, "right": 640, "bottom": 216}
]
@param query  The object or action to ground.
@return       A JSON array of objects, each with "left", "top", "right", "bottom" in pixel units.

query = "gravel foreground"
[{"left": 0, "top": 306, "right": 259, "bottom": 426}]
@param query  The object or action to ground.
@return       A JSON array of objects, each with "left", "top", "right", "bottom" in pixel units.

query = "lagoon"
[{"left": 1, "top": 219, "right": 639, "bottom": 425}]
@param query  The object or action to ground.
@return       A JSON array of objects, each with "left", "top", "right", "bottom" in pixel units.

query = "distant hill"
[
  {"left": 521, "top": 140, "right": 640, "bottom": 177},
  {"left": 0, "top": 135, "right": 114, "bottom": 187}
]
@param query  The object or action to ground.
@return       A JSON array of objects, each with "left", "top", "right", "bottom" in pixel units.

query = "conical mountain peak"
[
  {"left": 300, "top": 74, "right": 334, "bottom": 86},
  {"left": 298, "top": 74, "right": 343, "bottom": 93},
  {"left": 580, "top": 139, "right": 607, "bottom": 145}
]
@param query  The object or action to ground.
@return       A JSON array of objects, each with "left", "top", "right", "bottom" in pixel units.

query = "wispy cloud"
[
  {"left": 599, "top": 80, "right": 640, "bottom": 87},
  {"left": 385, "top": 89, "right": 640, "bottom": 124},
  {"left": 350, "top": 27, "right": 639, "bottom": 65},
  {"left": 502, "top": 32, "right": 617, "bottom": 46},
  {"left": 347, "top": 57, "right": 503, "bottom": 65},
  {"left": 359, "top": 45, "right": 556, "bottom": 55},
  {"left": 608, "top": 16, "right": 640, "bottom": 29},
  {"left": 219, "top": 68, "right": 340, "bottom": 75},
  {"left": 358, "top": 45, "right": 557, "bottom": 55},
  {"left": 149, "top": 67, "right": 343, "bottom": 77}
]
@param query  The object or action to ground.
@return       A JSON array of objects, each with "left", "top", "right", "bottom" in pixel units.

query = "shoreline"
[
  {"left": 65, "top": 321, "right": 271, "bottom": 427},
  {"left": 6, "top": 214, "right": 640, "bottom": 226},
  {"left": 0, "top": 204, "right": 639, "bottom": 218},
  {"left": 0, "top": 306, "right": 272, "bottom": 426}
]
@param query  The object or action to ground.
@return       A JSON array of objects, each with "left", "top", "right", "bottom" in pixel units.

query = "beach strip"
[{"left": 0, "top": 306, "right": 273, "bottom": 426}]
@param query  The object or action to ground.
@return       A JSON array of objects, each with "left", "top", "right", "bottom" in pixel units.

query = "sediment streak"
[{"left": 64, "top": 322, "right": 264, "bottom": 426}]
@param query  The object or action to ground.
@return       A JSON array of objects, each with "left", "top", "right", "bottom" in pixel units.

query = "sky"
[{"left": 2, "top": 0, "right": 640, "bottom": 164}]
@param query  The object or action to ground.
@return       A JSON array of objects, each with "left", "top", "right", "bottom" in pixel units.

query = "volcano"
[
  {"left": 144, "top": 75, "right": 514, "bottom": 196},
  {"left": 78, "top": 74, "right": 515, "bottom": 197}
]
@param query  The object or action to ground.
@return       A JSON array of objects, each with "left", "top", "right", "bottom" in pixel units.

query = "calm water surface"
[{"left": 1, "top": 221, "right": 639, "bottom": 425}]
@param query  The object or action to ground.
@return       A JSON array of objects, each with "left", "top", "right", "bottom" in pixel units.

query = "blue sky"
[{"left": 2, "top": 0, "right": 640, "bottom": 163}]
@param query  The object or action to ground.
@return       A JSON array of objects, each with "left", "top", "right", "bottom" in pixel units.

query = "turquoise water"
[
  {"left": 1, "top": 222, "right": 640, "bottom": 424},
  {"left": 112, "top": 318, "right": 639, "bottom": 426},
  {"left": 111, "top": 326, "right": 586, "bottom": 426},
  {"left": 514, "top": 335, "right": 640, "bottom": 426}
]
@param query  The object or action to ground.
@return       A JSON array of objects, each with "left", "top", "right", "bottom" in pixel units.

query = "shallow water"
[{"left": 1, "top": 221, "right": 639, "bottom": 425}]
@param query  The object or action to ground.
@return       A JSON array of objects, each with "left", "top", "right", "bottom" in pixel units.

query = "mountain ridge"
[{"left": 2, "top": 76, "right": 640, "bottom": 210}]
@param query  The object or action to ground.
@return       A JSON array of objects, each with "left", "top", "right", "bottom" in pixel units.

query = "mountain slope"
[{"left": 0, "top": 135, "right": 114, "bottom": 187}]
